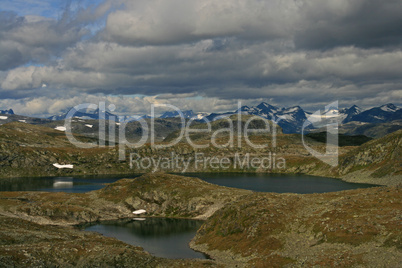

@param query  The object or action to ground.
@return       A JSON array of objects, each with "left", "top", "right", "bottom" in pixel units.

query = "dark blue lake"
[
  {"left": 0, "top": 175, "right": 139, "bottom": 193},
  {"left": 0, "top": 173, "right": 375, "bottom": 193},
  {"left": 184, "top": 173, "right": 375, "bottom": 194}
]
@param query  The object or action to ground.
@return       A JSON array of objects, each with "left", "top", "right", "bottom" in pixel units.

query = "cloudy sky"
[{"left": 0, "top": 0, "right": 401, "bottom": 117}]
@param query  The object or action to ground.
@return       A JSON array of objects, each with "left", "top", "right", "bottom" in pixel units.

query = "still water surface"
[
  {"left": 0, "top": 175, "right": 138, "bottom": 193},
  {"left": 185, "top": 173, "right": 375, "bottom": 194},
  {"left": 0, "top": 173, "right": 375, "bottom": 194},
  {"left": 82, "top": 218, "right": 207, "bottom": 259}
]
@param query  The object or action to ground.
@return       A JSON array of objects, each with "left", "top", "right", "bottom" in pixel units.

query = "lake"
[
  {"left": 184, "top": 173, "right": 375, "bottom": 194},
  {"left": 0, "top": 175, "right": 139, "bottom": 193},
  {"left": 81, "top": 218, "right": 208, "bottom": 259},
  {"left": 0, "top": 173, "right": 375, "bottom": 194}
]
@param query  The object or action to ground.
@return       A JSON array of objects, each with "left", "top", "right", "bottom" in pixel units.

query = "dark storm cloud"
[{"left": 295, "top": 0, "right": 402, "bottom": 50}]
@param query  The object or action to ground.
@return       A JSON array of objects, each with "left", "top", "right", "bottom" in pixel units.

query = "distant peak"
[
  {"left": 346, "top": 105, "right": 361, "bottom": 113},
  {"left": 285, "top": 106, "right": 302, "bottom": 112},
  {"left": 290, "top": 105, "right": 302, "bottom": 109},
  {"left": 381, "top": 103, "right": 396, "bottom": 108},
  {"left": 380, "top": 103, "right": 398, "bottom": 112},
  {"left": 256, "top": 102, "right": 278, "bottom": 110},
  {"left": 238, "top": 106, "right": 250, "bottom": 112},
  {"left": 0, "top": 108, "right": 14, "bottom": 115}
]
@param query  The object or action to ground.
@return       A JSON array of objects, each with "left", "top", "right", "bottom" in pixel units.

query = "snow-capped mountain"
[
  {"left": 203, "top": 102, "right": 401, "bottom": 133},
  {"left": 233, "top": 103, "right": 309, "bottom": 133},
  {"left": 340, "top": 105, "right": 362, "bottom": 123},
  {"left": 306, "top": 105, "right": 363, "bottom": 127},
  {"left": 35, "top": 103, "right": 402, "bottom": 134},
  {"left": 345, "top": 103, "right": 401, "bottom": 123},
  {"left": 206, "top": 102, "right": 309, "bottom": 133},
  {"left": 276, "top": 106, "right": 309, "bottom": 133},
  {"left": 160, "top": 110, "right": 208, "bottom": 120},
  {"left": 0, "top": 109, "right": 14, "bottom": 115},
  {"left": 118, "top": 114, "right": 151, "bottom": 122},
  {"left": 48, "top": 108, "right": 119, "bottom": 121},
  {"left": 48, "top": 108, "right": 152, "bottom": 122},
  {"left": 236, "top": 102, "right": 281, "bottom": 120}
]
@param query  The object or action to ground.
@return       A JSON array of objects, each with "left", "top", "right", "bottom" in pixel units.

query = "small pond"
[{"left": 82, "top": 218, "right": 207, "bottom": 259}]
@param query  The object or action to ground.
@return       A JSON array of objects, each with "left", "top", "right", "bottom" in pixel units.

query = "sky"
[{"left": 0, "top": 0, "right": 401, "bottom": 117}]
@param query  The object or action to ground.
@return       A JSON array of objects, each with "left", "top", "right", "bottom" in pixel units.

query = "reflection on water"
[
  {"left": 83, "top": 218, "right": 208, "bottom": 259},
  {"left": 53, "top": 177, "right": 73, "bottom": 188},
  {"left": 0, "top": 175, "right": 140, "bottom": 193}
]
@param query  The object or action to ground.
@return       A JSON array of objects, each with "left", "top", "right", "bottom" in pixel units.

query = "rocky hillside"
[
  {"left": 191, "top": 185, "right": 401, "bottom": 267},
  {"left": 0, "top": 121, "right": 400, "bottom": 186},
  {"left": 337, "top": 129, "right": 402, "bottom": 185}
]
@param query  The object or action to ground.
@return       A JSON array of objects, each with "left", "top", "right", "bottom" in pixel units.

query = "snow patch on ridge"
[
  {"left": 55, "top": 126, "right": 66, "bottom": 131},
  {"left": 53, "top": 163, "right": 74, "bottom": 169}
]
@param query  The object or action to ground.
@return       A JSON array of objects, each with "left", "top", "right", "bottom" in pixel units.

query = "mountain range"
[
  {"left": 160, "top": 110, "right": 208, "bottom": 120},
  {"left": 201, "top": 102, "right": 401, "bottom": 133},
  {"left": 1, "top": 103, "right": 400, "bottom": 134},
  {"left": 48, "top": 108, "right": 119, "bottom": 121}
]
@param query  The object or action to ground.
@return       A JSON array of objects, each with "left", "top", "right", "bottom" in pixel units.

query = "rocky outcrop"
[
  {"left": 0, "top": 173, "right": 251, "bottom": 225},
  {"left": 97, "top": 173, "right": 252, "bottom": 220}
]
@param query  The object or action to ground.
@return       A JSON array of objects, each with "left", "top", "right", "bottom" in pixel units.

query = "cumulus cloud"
[
  {"left": 100, "top": 0, "right": 402, "bottom": 48},
  {"left": 0, "top": 11, "right": 88, "bottom": 71},
  {"left": 0, "top": 0, "right": 116, "bottom": 71},
  {"left": 101, "top": 0, "right": 299, "bottom": 45},
  {"left": 3, "top": 42, "right": 401, "bottom": 96},
  {"left": 294, "top": 0, "right": 402, "bottom": 49},
  {"left": 0, "top": 0, "right": 401, "bottom": 116}
]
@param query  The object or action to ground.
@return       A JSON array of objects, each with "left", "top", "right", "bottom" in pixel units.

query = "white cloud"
[
  {"left": 101, "top": 0, "right": 299, "bottom": 45},
  {"left": 0, "top": 0, "right": 402, "bottom": 115}
]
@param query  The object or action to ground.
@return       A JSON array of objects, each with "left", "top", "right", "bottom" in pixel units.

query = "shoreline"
[{"left": 0, "top": 169, "right": 394, "bottom": 187}]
